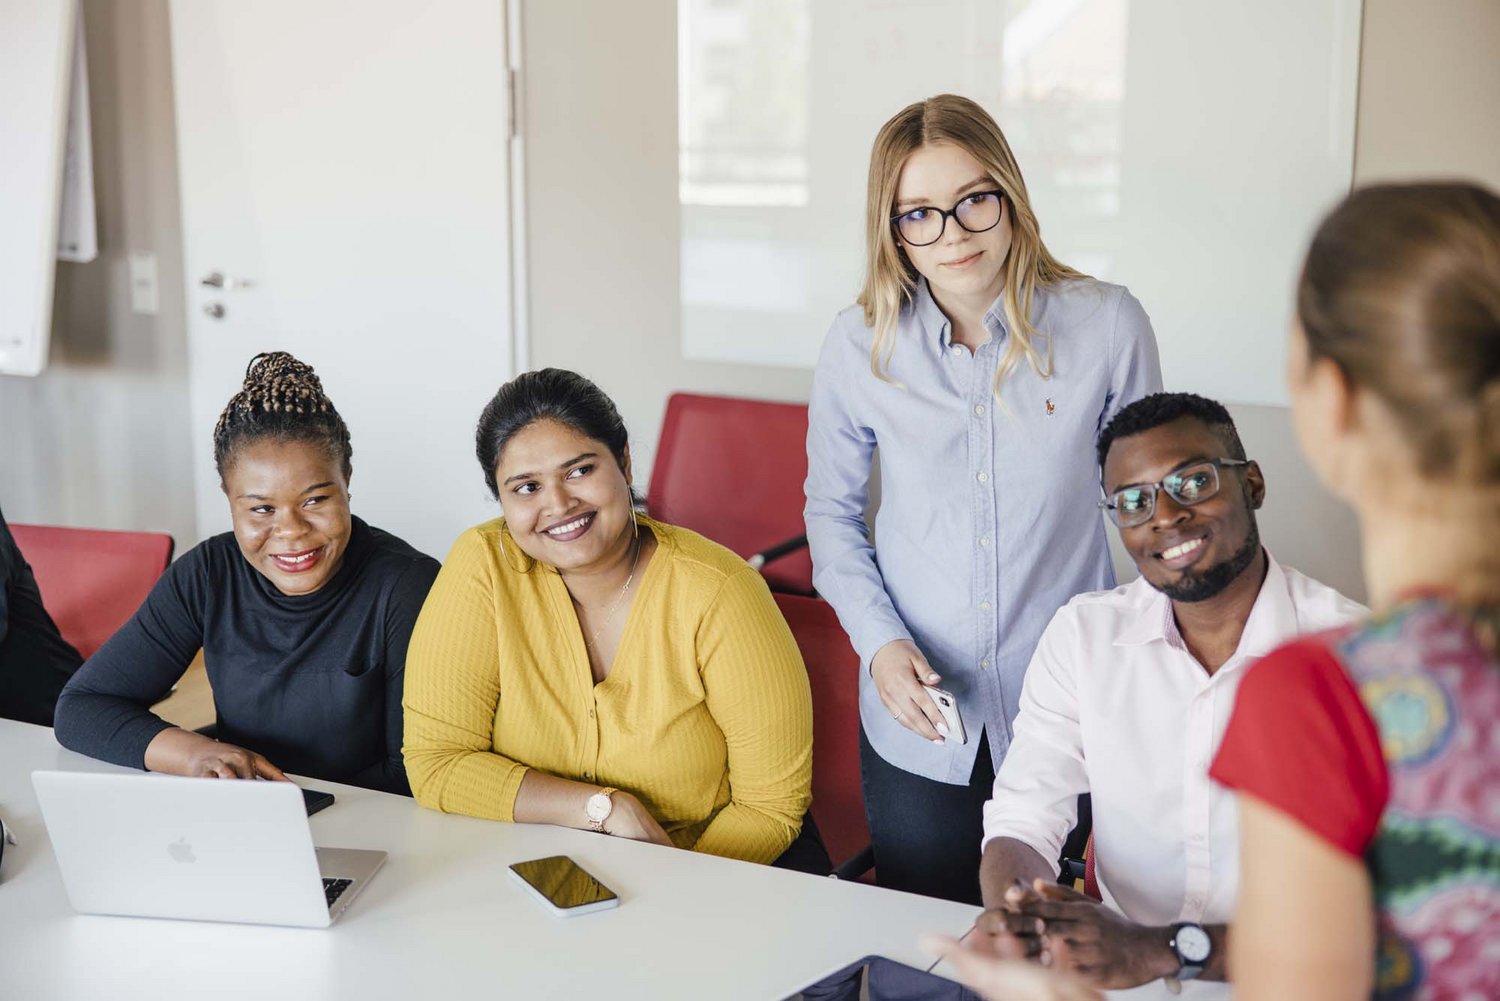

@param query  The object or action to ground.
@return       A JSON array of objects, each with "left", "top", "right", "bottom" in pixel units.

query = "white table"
[{"left": 0, "top": 720, "right": 980, "bottom": 1000}]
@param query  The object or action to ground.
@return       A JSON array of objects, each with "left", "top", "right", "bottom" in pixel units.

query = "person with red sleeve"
[{"left": 1211, "top": 183, "right": 1500, "bottom": 1001}]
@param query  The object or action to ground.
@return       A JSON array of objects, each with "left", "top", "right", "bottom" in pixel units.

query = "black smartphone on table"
[
  {"left": 509, "top": 855, "right": 620, "bottom": 917},
  {"left": 300, "top": 787, "right": 335, "bottom": 816}
]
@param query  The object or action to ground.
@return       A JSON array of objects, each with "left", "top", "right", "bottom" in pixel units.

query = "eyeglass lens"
[
  {"left": 1110, "top": 462, "right": 1222, "bottom": 527},
  {"left": 895, "top": 192, "right": 1003, "bottom": 246}
]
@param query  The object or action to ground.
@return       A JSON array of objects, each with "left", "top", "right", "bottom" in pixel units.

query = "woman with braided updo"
[{"left": 54, "top": 352, "right": 439, "bottom": 795}]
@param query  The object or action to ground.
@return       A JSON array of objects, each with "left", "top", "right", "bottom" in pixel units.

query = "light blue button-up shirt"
[{"left": 805, "top": 277, "right": 1162, "bottom": 784}]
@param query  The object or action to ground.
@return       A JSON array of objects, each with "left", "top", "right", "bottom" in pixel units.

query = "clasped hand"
[
  {"left": 975, "top": 879, "right": 1173, "bottom": 990},
  {"left": 600, "top": 790, "right": 674, "bottom": 847}
]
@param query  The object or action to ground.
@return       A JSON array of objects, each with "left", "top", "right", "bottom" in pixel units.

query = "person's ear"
[
  {"left": 1244, "top": 460, "right": 1266, "bottom": 511},
  {"left": 1310, "top": 355, "right": 1358, "bottom": 437}
]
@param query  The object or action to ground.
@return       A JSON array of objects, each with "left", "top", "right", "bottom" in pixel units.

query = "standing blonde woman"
[{"left": 805, "top": 94, "right": 1162, "bottom": 903}]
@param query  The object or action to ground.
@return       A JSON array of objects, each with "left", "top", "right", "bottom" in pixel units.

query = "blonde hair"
[{"left": 857, "top": 94, "right": 1084, "bottom": 398}]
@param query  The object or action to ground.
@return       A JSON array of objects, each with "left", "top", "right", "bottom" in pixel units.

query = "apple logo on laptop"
[{"left": 167, "top": 838, "right": 196, "bottom": 863}]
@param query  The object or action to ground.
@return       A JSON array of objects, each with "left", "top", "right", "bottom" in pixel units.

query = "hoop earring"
[
  {"left": 632, "top": 506, "right": 640, "bottom": 540},
  {"left": 498, "top": 525, "right": 526, "bottom": 572}
]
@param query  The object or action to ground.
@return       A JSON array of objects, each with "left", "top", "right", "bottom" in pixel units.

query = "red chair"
[
  {"left": 11, "top": 524, "right": 175, "bottom": 660},
  {"left": 647, "top": 392, "right": 813, "bottom": 595},
  {"left": 775, "top": 592, "right": 874, "bottom": 879},
  {"left": 1061, "top": 832, "right": 1102, "bottom": 901}
]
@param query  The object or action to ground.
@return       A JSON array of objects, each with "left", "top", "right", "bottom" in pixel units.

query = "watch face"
[
  {"left": 1176, "top": 924, "right": 1212, "bottom": 964},
  {"left": 585, "top": 793, "right": 611, "bottom": 823}
]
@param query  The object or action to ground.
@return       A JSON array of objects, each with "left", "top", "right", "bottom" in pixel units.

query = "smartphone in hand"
[{"left": 921, "top": 685, "right": 967, "bottom": 745}]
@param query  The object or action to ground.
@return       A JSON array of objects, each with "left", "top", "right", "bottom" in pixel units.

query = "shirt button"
[
  {"left": 977, "top": 471, "right": 989, "bottom": 483},
  {"left": 980, "top": 600, "right": 992, "bottom": 610},
  {"left": 588, "top": 709, "right": 596, "bottom": 719},
  {"left": 584, "top": 772, "right": 594, "bottom": 781},
  {"left": 980, "top": 659, "right": 991, "bottom": 669},
  {"left": 979, "top": 536, "right": 991, "bottom": 548},
  {"left": 973, "top": 404, "right": 986, "bottom": 416}
]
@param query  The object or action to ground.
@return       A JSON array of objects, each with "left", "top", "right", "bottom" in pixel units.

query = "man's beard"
[{"left": 1155, "top": 520, "right": 1262, "bottom": 603}]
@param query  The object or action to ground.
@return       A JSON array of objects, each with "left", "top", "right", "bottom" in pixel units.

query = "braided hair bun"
[{"left": 212, "top": 351, "right": 353, "bottom": 481}]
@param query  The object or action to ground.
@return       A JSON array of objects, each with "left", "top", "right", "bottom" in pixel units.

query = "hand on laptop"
[{"left": 144, "top": 727, "right": 288, "bottom": 781}]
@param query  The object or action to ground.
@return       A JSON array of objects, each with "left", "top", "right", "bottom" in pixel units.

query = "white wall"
[
  {"left": 1354, "top": 0, "right": 1500, "bottom": 189},
  {"left": 522, "top": 0, "right": 1375, "bottom": 600},
  {"left": 0, "top": 0, "right": 197, "bottom": 548},
  {"left": 3, "top": 0, "right": 1497, "bottom": 602},
  {"left": 520, "top": 0, "right": 813, "bottom": 492}
]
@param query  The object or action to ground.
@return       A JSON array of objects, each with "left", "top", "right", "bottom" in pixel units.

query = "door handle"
[{"left": 200, "top": 271, "right": 254, "bottom": 290}]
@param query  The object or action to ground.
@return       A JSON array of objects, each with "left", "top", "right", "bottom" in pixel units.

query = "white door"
[{"left": 170, "top": 1, "right": 514, "bottom": 561}]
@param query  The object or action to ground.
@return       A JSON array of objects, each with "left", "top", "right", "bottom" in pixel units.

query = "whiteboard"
[
  {"left": 678, "top": 0, "right": 1361, "bottom": 407},
  {"left": 0, "top": 0, "right": 75, "bottom": 377}
]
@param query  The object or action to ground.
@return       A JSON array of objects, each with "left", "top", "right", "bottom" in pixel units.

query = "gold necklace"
[{"left": 579, "top": 532, "right": 643, "bottom": 657}]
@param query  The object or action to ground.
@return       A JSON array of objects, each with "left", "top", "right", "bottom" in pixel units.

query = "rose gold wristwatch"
[{"left": 585, "top": 787, "right": 617, "bottom": 833}]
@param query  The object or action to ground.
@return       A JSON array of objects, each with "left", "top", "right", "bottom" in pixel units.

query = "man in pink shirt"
[{"left": 974, "top": 393, "right": 1364, "bottom": 1000}]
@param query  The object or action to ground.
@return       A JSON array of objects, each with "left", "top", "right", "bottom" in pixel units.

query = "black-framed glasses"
[
  {"left": 1099, "top": 457, "right": 1253, "bottom": 528},
  {"left": 891, "top": 190, "right": 1005, "bottom": 246}
]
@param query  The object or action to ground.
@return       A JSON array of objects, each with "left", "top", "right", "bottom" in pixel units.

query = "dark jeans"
[
  {"left": 773, "top": 812, "right": 834, "bottom": 875},
  {"left": 859, "top": 725, "right": 995, "bottom": 905}
]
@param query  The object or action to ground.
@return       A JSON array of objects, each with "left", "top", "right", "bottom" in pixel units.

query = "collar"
[
  {"left": 913, "top": 278, "right": 1013, "bottom": 352},
  {"left": 1113, "top": 550, "right": 1298, "bottom": 664}
]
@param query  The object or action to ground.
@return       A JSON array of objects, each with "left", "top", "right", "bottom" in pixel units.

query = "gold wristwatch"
[{"left": 585, "top": 787, "right": 617, "bottom": 833}]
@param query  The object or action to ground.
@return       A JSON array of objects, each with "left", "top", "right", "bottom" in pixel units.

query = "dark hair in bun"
[{"left": 212, "top": 351, "right": 353, "bottom": 482}]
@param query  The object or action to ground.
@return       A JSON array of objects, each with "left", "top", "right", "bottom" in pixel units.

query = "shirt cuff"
[
  {"left": 850, "top": 613, "right": 913, "bottom": 670},
  {"left": 128, "top": 716, "right": 180, "bottom": 771},
  {"left": 980, "top": 801, "right": 1065, "bottom": 878}
]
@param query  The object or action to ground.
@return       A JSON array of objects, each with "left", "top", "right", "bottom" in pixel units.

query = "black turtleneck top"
[{"left": 54, "top": 517, "right": 438, "bottom": 795}]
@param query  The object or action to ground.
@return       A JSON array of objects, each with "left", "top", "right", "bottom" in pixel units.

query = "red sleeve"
[{"left": 1211, "top": 637, "right": 1390, "bottom": 857}]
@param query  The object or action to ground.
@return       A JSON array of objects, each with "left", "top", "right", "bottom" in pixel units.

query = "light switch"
[{"left": 128, "top": 253, "right": 159, "bottom": 315}]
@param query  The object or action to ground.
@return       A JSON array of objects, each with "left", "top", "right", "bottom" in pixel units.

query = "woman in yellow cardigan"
[{"left": 403, "top": 368, "right": 822, "bottom": 868}]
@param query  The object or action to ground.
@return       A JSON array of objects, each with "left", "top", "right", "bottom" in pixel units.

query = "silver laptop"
[{"left": 32, "top": 770, "right": 386, "bottom": 928}]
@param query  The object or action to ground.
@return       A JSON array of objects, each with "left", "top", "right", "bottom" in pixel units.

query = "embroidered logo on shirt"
[{"left": 1045, "top": 398, "right": 1056, "bottom": 416}]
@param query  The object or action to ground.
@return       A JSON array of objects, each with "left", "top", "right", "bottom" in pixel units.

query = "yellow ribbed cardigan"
[{"left": 402, "top": 516, "right": 813, "bottom": 864}]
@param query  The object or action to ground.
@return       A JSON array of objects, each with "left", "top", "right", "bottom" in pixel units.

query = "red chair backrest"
[
  {"left": 648, "top": 392, "right": 813, "bottom": 595},
  {"left": 1084, "top": 833, "right": 1100, "bottom": 901},
  {"left": 774, "top": 592, "right": 869, "bottom": 867},
  {"left": 10, "top": 524, "right": 174, "bottom": 660}
]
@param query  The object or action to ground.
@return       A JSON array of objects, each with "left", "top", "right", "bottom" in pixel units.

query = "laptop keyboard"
[{"left": 323, "top": 877, "right": 353, "bottom": 908}]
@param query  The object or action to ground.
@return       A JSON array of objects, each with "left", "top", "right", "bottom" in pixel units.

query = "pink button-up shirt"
[{"left": 982, "top": 553, "right": 1364, "bottom": 1000}]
